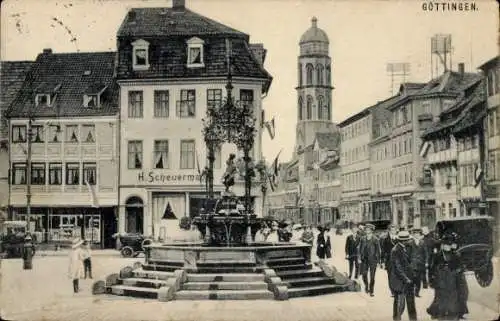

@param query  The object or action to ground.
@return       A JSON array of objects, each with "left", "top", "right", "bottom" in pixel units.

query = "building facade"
[
  {"left": 479, "top": 56, "right": 500, "bottom": 252},
  {"left": 339, "top": 110, "right": 372, "bottom": 223},
  {"left": 420, "top": 65, "right": 485, "bottom": 229},
  {"left": 0, "top": 61, "right": 33, "bottom": 218},
  {"left": 6, "top": 50, "right": 120, "bottom": 248},
  {"left": 116, "top": 1, "right": 272, "bottom": 239}
]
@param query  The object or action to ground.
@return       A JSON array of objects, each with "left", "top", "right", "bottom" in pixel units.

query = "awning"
[{"left": 392, "top": 193, "right": 412, "bottom": 198}]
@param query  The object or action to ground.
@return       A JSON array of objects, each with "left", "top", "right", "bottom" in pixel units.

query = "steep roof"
[
  {"left": 0, "top": 61, "right": 33, "bottom": 138},
  {"left": 118, "top": 8, "right": 248, "bottom": 39},
  {"left": 478, "top": 56, "right": 499, "bottom": 71},
  {"left": 315, "top": 132, "right": 340, "bottom": 150},
  {"left": 6, "top": 51, "right": 119, "bottom": 118}
]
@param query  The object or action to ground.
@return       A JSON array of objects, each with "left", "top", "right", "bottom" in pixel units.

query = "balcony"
[
  {"left": 418, "top": 176, "right": 434, "bottom": 187},
  {"left": 427, "top": 149, "right": 457, "bottom": 165}
]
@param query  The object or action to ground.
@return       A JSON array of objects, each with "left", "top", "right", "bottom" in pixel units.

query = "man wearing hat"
[
  {"left": 380, "top": 224, "right": 398, "bottom": 296},
  {"left": 410, "top": 227, "right": 428, "bottom": 297},
  {"left": 421, "top": 226, "right": 435, "bottom": 287},
  {"left": 345, "top": 224, "right": 362, "bottom": 279},
  {"left": 358, "top": 223, "right": 381, "bottom": 296},
  {"left": 389, "top": 230, "right": 417, "bottom": 321}
]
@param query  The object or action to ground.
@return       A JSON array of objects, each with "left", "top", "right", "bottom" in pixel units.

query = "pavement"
[{"left": 0, "top": 232, "right": 498, "bottom": 321}]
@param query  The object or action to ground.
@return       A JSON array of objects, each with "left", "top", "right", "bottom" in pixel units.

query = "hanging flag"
[
  {"left": 267, "top": 171, "right": 275, "bottom": 192},
  {"left": 196, "top": 152, "right": 201, "bottom": 175},
  {"left": 474, "top": 163, "right": 483, "bottom": 188},
  {"left": 419, "top": 141, "right": 431, "bottom": 158},
  {"left": 85, "top": 179, "right": 99, "bottom": 208},
  {"left": 296, "top": 184, "right": 303, "bottom": 206},
  {"left": 264, "top": 117, "right": 276, "bottom": 140},
  {"left": 225, "top": 38, "right": 232, "bottom": 73}
]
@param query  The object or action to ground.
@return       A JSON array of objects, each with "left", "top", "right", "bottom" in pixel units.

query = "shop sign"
[{"left": 137, "top": 171, "right": 201, "bottom": 184}]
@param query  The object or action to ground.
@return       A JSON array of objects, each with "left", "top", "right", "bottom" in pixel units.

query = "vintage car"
[
  {"left": 434, "top": 216, "right": 495, "bottom": 287},
  {"left": 113, "top": 232, "right": 152, "bottom": 258},
  {"left": 359, "top": 219, "right": 392, "bottom": 238},
  {"left": 0, "top": 221, "right": 35, "bottom": 258}
]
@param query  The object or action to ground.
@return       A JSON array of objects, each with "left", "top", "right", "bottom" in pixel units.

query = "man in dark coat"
[
  {"left": 381, "top": 224, "right": 398, "bottom": 296},
  {"left": 410, "top": 228, "right": 428, "bottom": 297},
  {"left": 358, "top": 223, "right": 381, "bottom": 296},
  {"left": 345, "top": 224, "right": 362, "bottom": 279},
  {"left": 389, "top": 230, "right": 417, "bottom": 321}
]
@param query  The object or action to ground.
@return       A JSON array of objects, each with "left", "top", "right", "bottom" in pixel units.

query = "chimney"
[
  {"left": 128, "top": 11, "right": 136, "bottom": 22},
  {"left": 172, "top": 0, "right": 185, "bottom": 10},
  {"left": 249, "top": 44, "right": 266, "bottom": 66},
  {"left": 458, "top": 63, "right": 465, "bottom": 75},
  {"left": 42, "top": 48, "right": 52, "bottom": 55}
]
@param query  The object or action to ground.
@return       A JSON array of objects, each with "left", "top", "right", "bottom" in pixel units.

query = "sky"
[{"left": 1, "top": 0, "right": 498, "bottom": 162}]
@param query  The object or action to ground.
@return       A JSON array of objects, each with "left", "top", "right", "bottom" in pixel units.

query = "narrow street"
[{"left": 1, "top": 232, "right": 497, "bottom": 321}]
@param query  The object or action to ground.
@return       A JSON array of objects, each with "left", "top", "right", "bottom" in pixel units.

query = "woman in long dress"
[
  {"left": 427, "top": 232, "right": 469, "bottom": 320},
  {"left": 68, "top": 238, "right": 85, "bottom": 293}
]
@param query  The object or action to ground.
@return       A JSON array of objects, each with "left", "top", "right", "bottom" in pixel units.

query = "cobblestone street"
[{"left": 1, "top": 234, "right": 498, "bottom": 321}]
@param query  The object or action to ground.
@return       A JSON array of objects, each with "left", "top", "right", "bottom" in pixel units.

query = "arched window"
[
  {"left": 298, "top": 96, "right": 303, "bottom": 120},
  {"left": 306, "top": 96, "right": 313, "bottom": 120},
  {"left": 324, "top": 98, "right": 330, "bottom": 120},
  {"left": 306, "top": 64, "right": 314, "bottom": 85},
  {"left": 318, "top": 96, "right": 324, "bottom": 119},
  {"left": 326, "top": 65, "right": 331, "bottom": 85},
  {"left": 316, "top": 64, "right": 324, "bottom": 85},
  {"left": 298, "top": 63, "right": 303, "bottom": 86}
]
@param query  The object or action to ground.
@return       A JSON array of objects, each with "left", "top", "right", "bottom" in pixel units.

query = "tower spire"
[{"left": 311, "top": 17, "right": 318, "bottom": 28}]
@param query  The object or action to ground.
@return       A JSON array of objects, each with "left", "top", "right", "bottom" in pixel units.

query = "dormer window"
[
  {"left": 83, "top": 84, "right": 107, "bottom": 108},
  {"left": 131, "top": 39, "right": 150, "bottom": 70},
  {"left": 186, "top": 37, "right": 204, "bottom": 68},
  {"left": 36, "top": 94, "right": 51, "bottom": 107}
]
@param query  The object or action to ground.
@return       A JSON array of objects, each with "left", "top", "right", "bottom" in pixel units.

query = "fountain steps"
[
  {"left": 287, "top": 284, "right": 349, "bottom": 298},
  {"left": 133, "top": 268, "right": 174, "bottom": 280},
  {"left": 175, "top": 289, "right": 274, "bottom": 300},
  {"left": 110, "top": 284, "right": 160, "bottom": 299},
  {"left": 187, "top": 273, "right": 265, "bottom": 282},
  {"left": 183, "top": 281, "right": 269, "bottom": 291}
]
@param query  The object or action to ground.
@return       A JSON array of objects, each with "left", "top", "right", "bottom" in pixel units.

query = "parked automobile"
[
  {"left": 113, "top": 232, "right": 152, "bottom": 258},
  {"left": 0, "top": 221, "right": 35, "bottom": 258},
  {"left": 434, "top": 216, "right": 494, "bottom": 287},
  {"left": 359, "top": 219, "right": 392, "bottom": 238}
]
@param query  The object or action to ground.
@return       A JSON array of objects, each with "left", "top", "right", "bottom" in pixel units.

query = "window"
[
  {"left": 318, "top": 96, "right": 324, "bottom": 119},
  {"left": 131, "top": 39, "right": 150, "bottom": 70},
  {"left": 36, "top": 94, "right": 51, "bottom": 107},
  {"left": 49, "top": 163, "right": 62, "bottom": 185},
  {"left": 177, "top": 89, "right": 196, "bottom": 118},
  {"left": 401, "top": 106, "right": 408, "bottom": 123},
  {"left": 31, "top": 163, "right": 45, "bottom": 185},
  {"left": 65, "top": 125, "right": 79, "bottom": 143},
  {"left": 206, "top": 89, "right": 222, "bottom": 112},
  {"left": 128, "top": 91, "right": 143, "bottom": 118},
  {"left": 154, "top": 90, "right": 169, "bottom": 118},
  {"left": 81, "top": 125, "right": 95, "bottom": 143},
  {"left": 83, "top": 94, "right": 98, "bottom": 108},
  {"left": 298, "top": 63, "right": 303, "bottom": 86},
  {"left": 326, "top": 66, "right": 331, "bottom": 85},
  {"left": 180, "top": 140, "right": 195, "bottom": 169},
  {"left": 128, "top": 140, "right": 143, "bottom": 169},
  {"left": 48, "top": 125, "right": 61, "bottom": 143},
  {"left": 83, "top": 163, "right": 97, "bottom": 185},
  {"left": 421, "top": 101, "right": 431, "bottom": 115},
  {"left": 306, "top": 64, "right": 314, "bottom": 85},
  {"left": 487, "top": 70, "right": 495, "bottom": 97},
  {"left": 316, "top": 64, "right": 324, "bottom": 85},
  {"left": 153, "top": 140, "right": 169, "bottom": 169},
  {"left": 30, "top": 125, "right": 44, "bottom": 143},
  {"left": 496, "top": 108, "right": 500, "bottom": 136},
  {"left": 214, "top": 146, "right": 222, "bottom": 169},
  {"left": 12, "top": 163, "right": 27, "bottom": 184},
  {"left": 306, "top": 96, "right": 313, "bottom": 120},
  {"left": 12, "top": 125, "right": 26, "bottom": 143},
  {"left": 298, "top": 97, "right": 303, "bottom": 120},
  {"left": 240, "top": 89, "right": 254, "bottom": 107},
  {"left": 66, "top": 163, "right": 80, "bottom": 185},
  {"left": 187, "top": 37, "right": 204, "bottom": 67}
]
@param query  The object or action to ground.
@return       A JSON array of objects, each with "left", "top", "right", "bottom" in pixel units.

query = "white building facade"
[{"left": 116, "top": 1, "right": 272, "bottom": 239}]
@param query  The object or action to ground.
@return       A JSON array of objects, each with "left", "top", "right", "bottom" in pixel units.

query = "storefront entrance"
[{"left": 125, "top": 196, "right": 144, "bottom": 234}]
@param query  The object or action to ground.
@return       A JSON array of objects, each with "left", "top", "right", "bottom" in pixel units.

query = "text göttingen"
[
  {"left": 422, "top": 1, "right": 478, "bottom": 12},
  {"left": 138, "top": 171, "right": 202, "bottom": 183}
]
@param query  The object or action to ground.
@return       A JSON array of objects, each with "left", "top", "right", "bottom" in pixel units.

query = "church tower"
[{"left": 295, "top": 17, "right": 337, "bottom": 151}]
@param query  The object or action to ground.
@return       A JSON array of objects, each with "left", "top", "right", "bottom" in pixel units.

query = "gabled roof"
[
  {"left": 0, "top": 61, "right": 33, "bottom": 137},
  {"left": 314, "top": 132, "right": 340, "bottom": 150},
  {"left": 478, "top": 56, "right": 499, "bottom": 71},
  {"left": 118, "top": 8, "right": 248, "bottom": 39},
  {"left": 6, "top": 51, "right": 119, "bottom": 119}
]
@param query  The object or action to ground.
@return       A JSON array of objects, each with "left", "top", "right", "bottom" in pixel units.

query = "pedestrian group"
[{"left": 345, "top": 223, "right": 469, "bottom": 321}]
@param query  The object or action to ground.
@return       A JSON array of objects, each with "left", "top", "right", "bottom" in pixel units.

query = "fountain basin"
[{"left": 145, "top": 242, "right": 312, "bottom": 273}]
